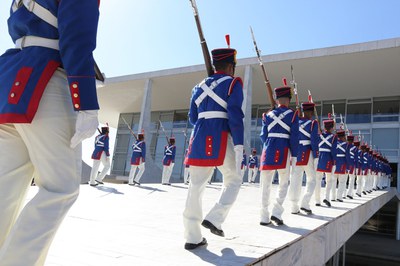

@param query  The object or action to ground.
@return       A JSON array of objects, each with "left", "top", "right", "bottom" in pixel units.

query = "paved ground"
[{"left": 22, "top": 182, "right": 392, "bottom": 266}]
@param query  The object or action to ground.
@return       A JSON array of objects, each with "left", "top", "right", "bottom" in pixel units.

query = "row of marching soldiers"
[{"left": 257, "top": 85, "right": 393, "bottom": 226}]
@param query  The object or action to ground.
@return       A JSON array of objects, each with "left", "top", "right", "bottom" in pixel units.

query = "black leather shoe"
[
  {"left": 95, "top": 180, "right": 104, "bottom": 184},
  {"left": 315, "top": 203, "right": 321, "bottom": 206},
  {"left": 133, "top": 181, "right": 141, "bottom": 186},
  {"left": 323, "top": 199, "right": 331, "bottom": 207},
  {"left": 356, "top": 193, "right": 361, "bottom": 197},
  {"left": 260, "top": 221, "right": 271, "bottom": 226},
  {"left": 201, "top": 220, "right": 224, "bottom": 237},
  {"left": 347, "top": 195, "right": 353, "bottom": 199},
  {"left": 89, "top": 183, "right": 98, "bottom": 187},
  {"left": 300, "top": 207, "right": 312, "bottom": 214},
  {"left": 128, "top": 183, "right": 135, "bottom": 186},
  {"left": 184, "top": 237, "right": 207, "bottom": 250},
  {"left": 362, "top": 191, "right": 367, "bottom": 195},
  {"left": 271, "top": 215, "right": 284, "bottom": 225},
  {"left": 337, "top": 199, "right": 343, "bottom": 202}
]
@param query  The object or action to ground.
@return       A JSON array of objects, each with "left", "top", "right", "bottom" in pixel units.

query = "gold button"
[
  {"left": 10, "top": 93, "right": 15, "bottom": 97},
  {"left": 74, "top": 103, "right": 80, "bottom": 108},
  {"left": 14, "top": 82, "right": 20, "bottom": 86},
  {"left": 207, "top": 152, "right": 211, "bottom": 155},
  {"left": 72, "top": 84, "right": 78, "bottom": 89},
  {"left": 73, "top": 93, "right": 78, "bottom": 98},
  {"left": 208, "top": 145, "right": 211, "bottom": 147}
]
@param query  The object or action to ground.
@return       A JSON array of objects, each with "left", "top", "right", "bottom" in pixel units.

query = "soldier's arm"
[{"left": 227, "top": 78, "right": 244, "bottom": 146}]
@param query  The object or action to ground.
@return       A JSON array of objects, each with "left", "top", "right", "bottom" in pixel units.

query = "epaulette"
[
  {"left": 291, "top": 109, "right": 299, "bottom": 123},
  {"left": 228, "top": 77, "right": 243, "bottom": 96}
]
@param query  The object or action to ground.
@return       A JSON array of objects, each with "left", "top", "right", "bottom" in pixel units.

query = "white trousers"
[
  {"left": 260, "top": 155, "right": 291, "bottom": 222},
  {"left": 89, "top": 152, "right": 110, "bottom": 184},
  {"left": 184, "top": 167, "right": 190, "bottom": 183},
  {"left": 0, "top": 69, "right": 80, "bottom": 266},
  {"left": 356, "top": 174, "right": 365, "bottom": 195},
  {"left": 240, "top": 167, "right": 246, "bottom": 182},
  {"left": 335, "top": 173, "right": 347, "bottom": 200},
  {"left": 315, "top": 171, "right": 333, "bottom": 204},
  {"left": 288, "top": 154, "right": 316, "bottom": 212},
  {"left": 161, "top": 164, "right": 174, "bottom": 184},
  {"left": 183, "top": 135, "right": 241, "bottom": 244},
  {"left": 128, "top": 162, "right": 145, "bottom": 184},
  {"left": 247, "top": 167, "right": 258, "bottom": 183},
  {"left": 347, "top": 173, "right": 356, "bottom": 197}
]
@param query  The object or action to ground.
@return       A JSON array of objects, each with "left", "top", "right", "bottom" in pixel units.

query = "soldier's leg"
[
  {"left": 260, "top": 170, "right": 274, "bottom": 224},
  {"left": 314, "top": 171, "right": 323, "bottom": 205},
  {"left": 271, "top": 160, "right": 291, "bottom": 220},
  {"left": 183, "top": 166, "right": 213, "bottom": 244},
  {"left": 0, "top": 69, "right": 80, "bottom": 265},
  {"left": 96, "top": 152, "right": 110, "bottom": 182},
  {"left": 184, "top": 167, "right": 190, "bottom": 183},
  {"left": 288, "top": 165, "right": 303, "bottom": 213},
  {"left": 347, "top": 174, "right": 355, "bottom": 197},
  {"left": 165, "top": 164, "right": 174, "bottom": 184},
  {"left": 356, "top": 175, "right": 363, "bottom": 196},
  {"left": 247, "top": 168, "right": 252, "bottom": 183},
  {"left": 205, "top": 136, "right": 241, "bottom": 228},
  {"left": 0, "top": 124, "right": 34, "bottom": 250},
  {"left": 89, "top": 159, "right": 101, "bottom": 185},
  {"left": 128, "top": 165, "right": 138, "bottom": 185},
  {"left": 325, "top": 172, "right": 333, "bottom": 203},
  {"left": 331, "top": 173, "right": 338, "bottom": 201},
  {"left": 134, "top": 163, "right": 145, "bottom": 183},
  {"left": 161, "top": 165, "right": 168, "bottom": 184},
  {"left": 301, "top": 159, "right": 317, "bottom": 210},
  {"left": 336, "top": 174, "right": 347, "bottom": 201}
]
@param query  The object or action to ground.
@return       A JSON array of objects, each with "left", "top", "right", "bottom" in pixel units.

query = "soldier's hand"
[{"left": 70, "top": 110, "right": 99, "bottom": 148}]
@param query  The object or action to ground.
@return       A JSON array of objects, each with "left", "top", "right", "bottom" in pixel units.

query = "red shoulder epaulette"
[{"left": 228, "top": 77, "right": 243, "bottom": 96}]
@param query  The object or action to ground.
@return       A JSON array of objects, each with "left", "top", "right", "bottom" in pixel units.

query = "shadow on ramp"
[{"left": 190, "top": 247, "right": 255, "bottom": 266}]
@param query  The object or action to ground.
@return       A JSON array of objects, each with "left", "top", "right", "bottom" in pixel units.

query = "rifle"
[
  {"left": 250, "top": 26, "right": 275, "bottom": 109},
  {"left": 94, "top": 61, "right": 105, "bottom": 82},
  {"left": 159, "top": 120, "right": 171, "bottom": 145},
  {"left": 189, "top": 0, "right": 213, "bottom": 77},
  {"left": 307, "top": 90, "right": 321, "bottom": 133},
  {"left": 290, "top": 65, "right": 300, "bottom": 114},
  {"left": 120, "top": 116, "right": 138, "bottom": 140},
  {"left": 340, "top": 114, "right": 349, "bottom": 133},
  {"left": 331, "top": 104, "right": 337, "bottom": 132}
]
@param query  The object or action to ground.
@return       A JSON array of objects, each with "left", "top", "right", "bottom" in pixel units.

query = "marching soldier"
[
  {"left": 355, "top": 140, "right": 364, "bottom": 197},
  {"left": 0, "top": 0, "right": 100, "bottom": 265},
  {"left": 247, "top": 148, "right": 259, "bottom": 183},
  {"left": 288, "top": 102, "right": 319, "bottom": 214},
  {"left": 161, "top": 137, "right": 176, "bottom": 185},
  {"left": 315, "top": 117, "right": 337, "bottom": 207},
  {"left": 259, "top": 86, "right": 299, "bottom": 225},
  {"left": 183, "top": 47, "right": 244, "bottom": 250},
  {"left": 128, "top": 133, "right": 146, "bottom": 186},
  {"left": 356, "top": 143, "right": 368, "bottom": 196},
  {"left": 333, "top": 129, "right": 349, "bottom": 202},
  {"left": 241, "top": 149, "right": 247, "bottom": 183},
  {"left": 89, "top": 126, "right": 111, "bottom": 186},
  {"left": 345, "top": 134, "right": 357, "bottom": 199}
]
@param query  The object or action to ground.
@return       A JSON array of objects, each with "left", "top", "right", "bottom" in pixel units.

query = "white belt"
[
  {"left": 268, "top": 133, "right": 290, "bottom": 139},
  {"left": 319, "top": 148, "right": 331, "bottom": 152},
  {"left": 198, "top": 111, "right": 228, "bottom": 119},
  {"left": 299, "top": 140, "right": 311, "bottom": 145},
  {"left": 337, "top": 154, "right": 346, "bottom": 157},
  {"left": 15, "top": 36, "right": 59, "bottom": 50}
]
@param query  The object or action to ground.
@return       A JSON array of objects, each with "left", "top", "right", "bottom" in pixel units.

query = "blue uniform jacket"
[
  {"left": 317, "top": 131, "right": 337, "bottom": 172},
  {"left": 334, "top": 139, "right": 349, "bottom": 174},
  {"left": 356, "top": 149, "right": 363, "bottom": 175},
  {"left": 130, "top": 140, "right": 146, "bottom": 165},
  {"left": 163, "top": 144, "right": 176, "bottom": 166},
  {"left": 91, "top": 133, "right": 109, "bottom": 160},
  {"left": 241, "top": 154, "right": 247, "bottom": 169},
  {"left": 0, "top": 0, "right": 100, "bottom": 124},
  {"left": 296, "top": 118, "right": 319, "bottom": 165},
  {"left": 346, "top": 143, "right": 358, "bottom": 174},
  {"left": 260, "top": 105, "right": 299, "bottom": 170},
  {"left": 185, "top": 72, "right": 244, "bottom": 166},
  {"left": 248, "top": 154, "right": 259, "bottom": 169}
]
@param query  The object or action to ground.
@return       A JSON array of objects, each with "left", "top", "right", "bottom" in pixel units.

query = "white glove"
[
  {"left": 70, "top": 110, "right": 99, "bottom": 148},
  {"left": 234, "top": 145, "right": 244, "bottom": 176},
  {"left": 313, "top": 158, "right": 319, "bottom": 171}
]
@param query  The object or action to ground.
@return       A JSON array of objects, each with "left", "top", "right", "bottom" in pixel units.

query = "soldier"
[
  {"left": 355, "top": 140, "right": 364, "bottom": 197},
  {"left": 247, "top": 148, "right": 259, "bottom": 183},
  {"left": 161, "top": 137, "right": 176, "bottom": 185},
  {"left": 0, "top": 1, "right": 100, "bottom": 265},
  {"left": 288, "top": 102, "right": 319, "bottom": 215},
  {"left": 89, "top": 126, "right": 111, "bottom": 186},
  {"left": 128, "top": 133, "right": 146, "bottom": 186},
  {"left": 333, "top": 129, "right": 349, "bottom": 202},
  {"left": 259, "top": 86, "right": 299, "bottom": 226},
  {"left": 315, "top": 117, "right": 337, "bottom": 207},
  {"left": 183, "top": 47, "right": 244, "bottom": 250},
  {"left": 345, "top": 134, "right": 357, "bottom": 199},
  {"left": 241, "top": 149, "right": 247, "bottom": 183}
]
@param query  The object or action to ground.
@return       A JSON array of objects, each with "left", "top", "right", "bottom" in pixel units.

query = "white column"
[{"left": 242, "top": 65, "right": 253, "bottom": 155}]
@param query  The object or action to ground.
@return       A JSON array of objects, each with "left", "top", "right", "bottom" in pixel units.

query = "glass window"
[
  {"left": 373, "top": 99, "right": 400, "bottom": 122},
  {"left": 322, "top": 102, "right": 345, "bottom": 117},
  {"left": 118, "top": 113, "right": 133, "bottom": 130},
  {"left": 372, "top": 128, "right": 399, "bottom": 149},
  {"left": 346, "top": 103, "right": 371, "bottom": 124}
]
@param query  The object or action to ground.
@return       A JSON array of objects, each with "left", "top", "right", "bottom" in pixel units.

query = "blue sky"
[{"left": 0, "top": 0, "right": 399, "bottom": 168}]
